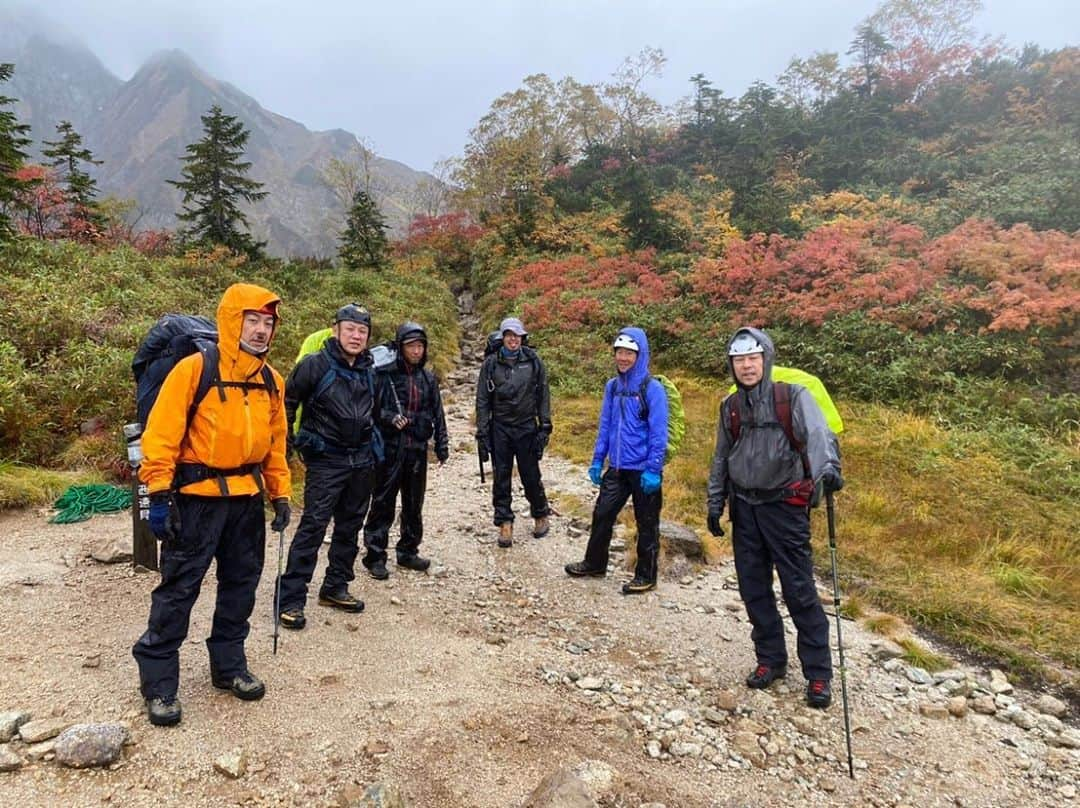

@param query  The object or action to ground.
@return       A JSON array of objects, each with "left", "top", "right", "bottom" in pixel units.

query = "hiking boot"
[
  {"left": 397, "top": 554, "right": 430, "bottom": 572},
  {"left": 212, "top": 669, "right": 266, "bottom": 701},
  {"left": 533, "top": 516, "right": 550, "bottom": 538},
  {"left": 497, "top": 522, "right": 513, "bottom": 548},
  {"left": 564, "top": 561, "right": 605, "bottom": 578},
  {"left": 367, "top": 559, "right": 390, "bottom": 580},
  {"left": 621, "top": 577, "right": 656, "bottom": 595},
  {"left": 318, "top": 588, "right": 365, "bottom": 613},
  {"left": 279, "top": 607, "right": 306, "bottom": 630},
  {"left": 146, "top": 695, "right": 182, "bottom": 727},
  {"left": 806, "top": 679, "right": 832, "bottom": 709},
  {"left": 746, "top": 663, "right": 787, "bottom": 689}
]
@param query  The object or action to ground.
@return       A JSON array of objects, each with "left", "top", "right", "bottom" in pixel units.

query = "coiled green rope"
[{"left": 50, "top": 484, "right": 132, "bottom": 524}]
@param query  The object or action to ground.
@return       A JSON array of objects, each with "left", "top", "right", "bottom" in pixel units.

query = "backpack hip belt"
[{"left": 174, "top": 462, "right": 265, "bottom": 497}]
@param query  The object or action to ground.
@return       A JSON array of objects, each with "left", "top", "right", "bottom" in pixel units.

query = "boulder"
[
  {"left": 55, "top": 723, "right": 129, "bottom": 768},
  {"left": 91, "top": 535, "right": 133, "bottom": 564},
  {"left": 523, "top": 767, "right": 597, "bottom": 808},
  {"left": 214, "top": 747, "right": 247, "bottom": 779},
  {"left": 659, "top": 521, "right": 704, "bottom": 560}
]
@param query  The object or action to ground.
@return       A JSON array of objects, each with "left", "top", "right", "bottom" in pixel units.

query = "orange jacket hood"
[{"left": 218, "top": 283, "right": 282, "bottom": 380}]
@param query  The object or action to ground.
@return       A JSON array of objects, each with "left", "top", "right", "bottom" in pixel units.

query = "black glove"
[
  {"left": 707, "top": 509, "right": 725, "bottom": 538},
  {"left": 535, "top": 430, "right": 550, "bottom": 460},
  {"left": 821, "top": 468, "right": 845, "bottom": 493},
  {"left": 270, "top": 498, "right": 291, "bottom": 532},
  {"left": 148, "top": 492, "right": 180, "bottom": 541},
  {"left": 436, "top": 446, "right": 449, "bottom": 464},
  {"left": 476, "top": 434, "right": 490, "bottom": 463}
]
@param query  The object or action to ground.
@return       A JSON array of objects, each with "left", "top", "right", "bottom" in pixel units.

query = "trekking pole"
[
  {"left": 273, "top": 527, "right": 285, "bottom": 655},
  {"left": 826, "top": 491, "right": 855, "bottom": 779},
  {"left": 478, "top": 447, "right": 486, "bottom": 484}
]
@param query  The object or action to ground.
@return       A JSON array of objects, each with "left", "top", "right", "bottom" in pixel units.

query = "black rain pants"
[
  {"left": 278, "top": 458, "right": 373, "bottom": 609},
  {"left": 583, "top": 468, "right": 661, "bottom": 583},
  {"left": 363, "top": 446, "right": 428, "bottom": 564},
  {"left": 132, "top": 493, "right": 265, "bottom": 700},
  {"left": 730, "top": 496, "right": 832, "bottom": 681},
  {"left": 491, "top": 419, "right": 549, "bottom": 526}
]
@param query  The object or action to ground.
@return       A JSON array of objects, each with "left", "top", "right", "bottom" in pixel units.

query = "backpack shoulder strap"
[
  {"left": 188, "top": 341, "right": 219, "bottom": 427},
  {"left": 638, "top": 374, "right": 653, "bottom": 420},
  {"left": 722, "top": 392, "right": 740, "bottom": 443},
  {"left": 772, "top": 382, "right": 801, "bottom": 452}
]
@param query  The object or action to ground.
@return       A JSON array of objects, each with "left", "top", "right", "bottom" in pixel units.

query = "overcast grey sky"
[{"left": 8, "top": 0, "right": 1076, "bottom": 171}]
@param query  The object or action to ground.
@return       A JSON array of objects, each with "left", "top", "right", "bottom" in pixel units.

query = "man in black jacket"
[
  {"left": 475, "top": 317, "right": 552, "bottom": 548},
  {"left": 362, "top": 322, "right": 449, "bottom": 579},
  {"left": 277, "top": 303, "right": 383, "bottom": 629}
]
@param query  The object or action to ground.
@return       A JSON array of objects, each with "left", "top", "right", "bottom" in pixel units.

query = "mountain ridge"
[{"left": 1, "top": 17, "right": 433, "bottom": 257}]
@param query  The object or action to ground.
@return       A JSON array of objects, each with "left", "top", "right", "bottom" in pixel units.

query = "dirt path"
[{"left": 0, "top": 301, "right": 1076, "bottom": 807}]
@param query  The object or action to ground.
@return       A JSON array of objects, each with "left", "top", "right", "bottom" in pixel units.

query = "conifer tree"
[
  {"left": 168, "top": 105, "right": 267, "bottom": 257},
  {"left": 339, "top": 189, "right": 388, "bottom": 268},
  {"left": 42, "top": 120, "right": 103, "bottom": 236},
  {"left": 42, "top": 121, "right": 102, "bottom": 209},
  {"left": 0, "top": 63, "right": 32, "bottom": 241}
]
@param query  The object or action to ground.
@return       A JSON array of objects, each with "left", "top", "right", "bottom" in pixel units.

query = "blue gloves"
[
  {"left": 148, "top": 492, "right": 179, "bottom": 541},
  {"left": 640, "top": 471, "right": 662, "bottom": 495},
  {"left": 588, "top": 463, "right": 603, "bottom": 486}
]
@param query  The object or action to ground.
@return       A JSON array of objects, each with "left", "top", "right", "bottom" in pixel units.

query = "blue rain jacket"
[{"left": 591, "top": 327, "right": 669, "bottom": 475}]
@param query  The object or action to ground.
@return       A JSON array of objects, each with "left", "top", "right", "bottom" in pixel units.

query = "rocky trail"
[{"left": 0, "top": 298, "right": 1076, "bottom": 808}]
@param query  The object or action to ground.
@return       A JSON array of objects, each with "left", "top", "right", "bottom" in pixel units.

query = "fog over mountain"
[{"left": 0, "top": 9, "right": 434, "bottom": 257}]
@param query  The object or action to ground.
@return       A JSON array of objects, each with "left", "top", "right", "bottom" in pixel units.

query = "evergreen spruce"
[
  {"left": 168, "top": 105, "right": 267, "bottom": 257},
  {"left": 42, "top": 120, "right": 104, "bottom": 234},
  {"left": 339, "top": 189, "right": 388, "bottom": 268},
  {"left": 0, "top": 63, "right": 32, "bottom": 241}
]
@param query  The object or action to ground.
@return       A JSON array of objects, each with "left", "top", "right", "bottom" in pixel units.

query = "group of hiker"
[{"left": 131, "top": 282, "right": 844, "bottom": 728}]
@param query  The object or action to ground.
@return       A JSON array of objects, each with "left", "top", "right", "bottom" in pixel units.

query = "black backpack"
[{"left": 132, "top": 313, "right": 277, "bottom": 428}]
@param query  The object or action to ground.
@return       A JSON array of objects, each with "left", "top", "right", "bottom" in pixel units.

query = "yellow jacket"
[{"left": 140, "top": 283, "right": 292, "bottom": 500}]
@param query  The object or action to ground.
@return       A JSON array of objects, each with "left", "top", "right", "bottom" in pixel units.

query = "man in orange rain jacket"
[{"left": 132, "top": 283, "right": 292, "bottom": 728}]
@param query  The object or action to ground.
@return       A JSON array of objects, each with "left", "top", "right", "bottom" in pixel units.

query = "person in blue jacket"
[{"left": 565, "top": 327, "right": 668, "bottom": 594}]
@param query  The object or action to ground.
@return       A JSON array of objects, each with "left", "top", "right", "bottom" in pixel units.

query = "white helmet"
[
  {"left": 612, "top": 333, "right": 640, "bottom": 352},
  {"left": 728, "top": 332, "right": 764, "bottom": 356}
]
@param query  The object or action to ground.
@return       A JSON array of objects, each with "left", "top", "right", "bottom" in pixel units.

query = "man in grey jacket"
[
  {"left": 476, "top": 317, "right": 552, "bottom": 547},
  {"left": 706, "top": 326, "right": 843, "bottom": 708}
]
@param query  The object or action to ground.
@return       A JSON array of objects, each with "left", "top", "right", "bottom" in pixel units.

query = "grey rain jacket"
[{"left": 706, "top": 327, "right": 841, "bottom": 510}]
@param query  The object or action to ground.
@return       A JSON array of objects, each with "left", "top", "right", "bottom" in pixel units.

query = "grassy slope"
[{"left": 551, "top": 378, "right": 1079, "bottom": 683}]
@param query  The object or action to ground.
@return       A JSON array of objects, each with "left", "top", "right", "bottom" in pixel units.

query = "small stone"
[
  {"left": 1051, "top": 728, "right": 1080, "bottom": 749},
  {"left": 1035, "top": 694, "right": 1068, "bottom": 718},
  {"left": 868, "top": 640, "right": 905, "bottom": 661},
  {"left": 320, "top": 674, "right": 342, "bottom": 686},
  {"left": 819, "top": 777, "right": 837, "bottom": 792},
  {"left": 1059, "top": 784, "right": 1077, "bottom": 800},
  {"left": 988, "top": 669, "right": 1013, "bottom": 695},
  {"left": 714, "top": 690, "right": 738, "bottom": 712},
  {"left": 732, "top": 732, "right": 766, "bottom": 768},
  {"left": 517, "top": 732, "right": 529, "bottom": 743},
  {"left": 18, "top": 717, "right": 72, "bottom": 744},
  {"left": 55, "top": 723, "right": 130, "bottom": 768},
  {"left": 0, "top": 747, "right": 23, "bottom": 772},
  {"left": 919, "top": 703, "right": 949, "bottom": 720},
  {"left": 354, "top": 782, "right": 406, "bottom": 808},
  {"left": 970, "top": 695, "right": 997, "bottom": 715},
  {"left": 214, "top": 748, "right": 247, "bottom": 779},
  {"left": 26, "top": 739, "right": 56, "bottom": 761},
  {"left": 82, "top": 654, "right": 101, "bottom": 669},
  {"left": 662, "top": 709, "right": 688, "bottom": 726},
  {"left": 523, "top": 767, "right": 594, "bottom": 808},
  {"left": 91, "top": 535, "right": 133, "bottom": 564},
  {"left": 1038, "top": 714, "right": 1064, "bottom": 734},
  {"left": 702, "top": 708, "right": 727, "bottom": 725},
  {"left": 576, "top": 676, "right": 604, "bottom": 691},
  {"left": 905, "top": 666, "right": 932, "bottom": 685},
  {"left": 389, "top": 596, "right": 403, "bottom": 606},
  {"left": 659, "top": 521, "right": 703, "bottom": 560},
  {"left": 364, "top": 739, "right": 390, "bottom": 757},
  {"left": 0, "top": 712, "right": 31, "bottom": 743},
  {"left": 670, "top": 741, "right": 703, "bottom": 758},
  {"left": 947, "top": 697, "right": 968, "bottom": 718},
  {"left": 1010, "top": 710, "right": 1037, "bottom": 731},
  {"left": 646, "top": 740, "right": 662, "bottom": 759}
]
